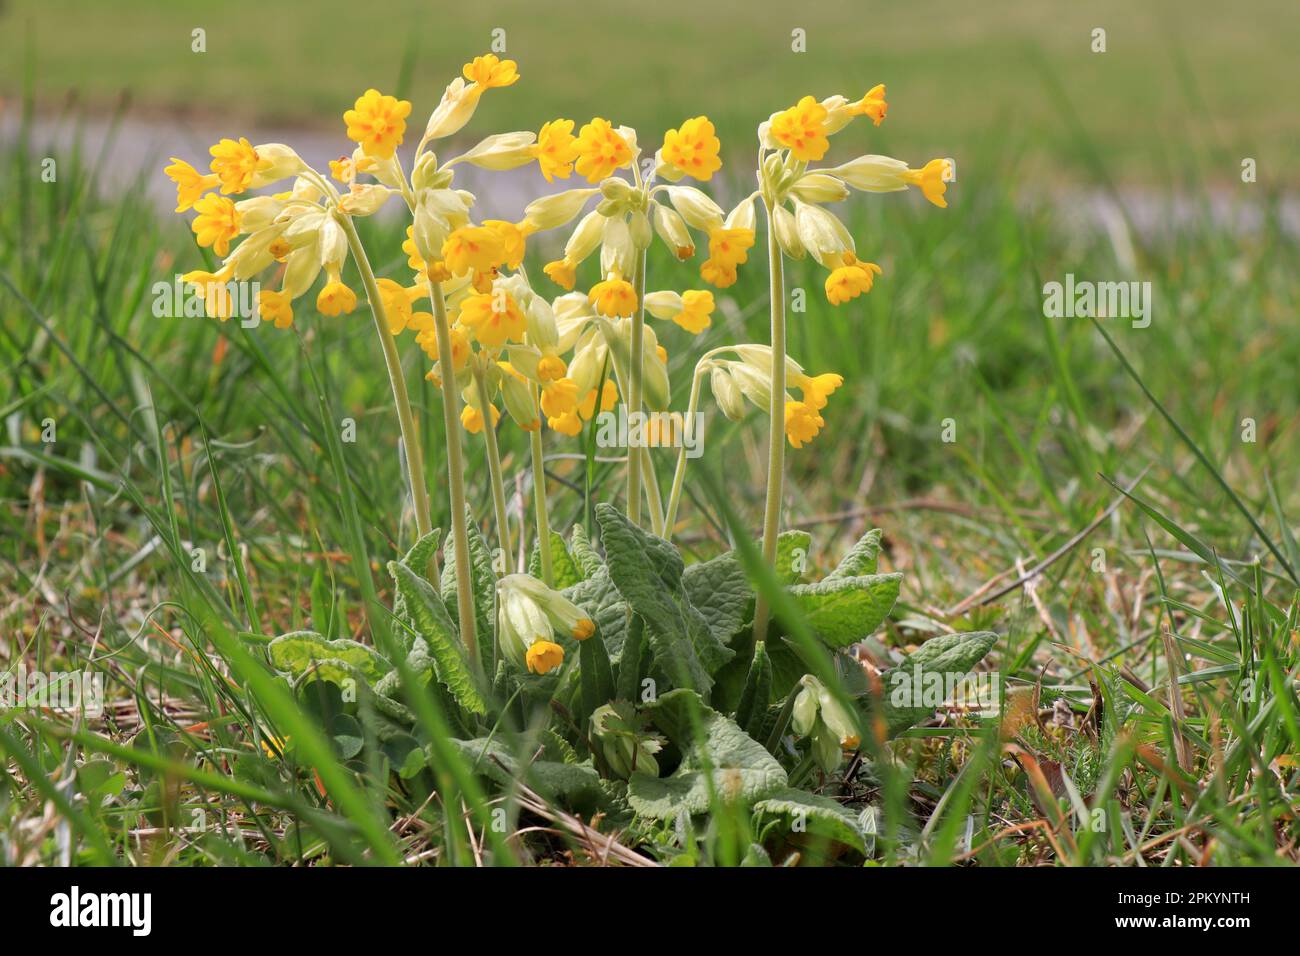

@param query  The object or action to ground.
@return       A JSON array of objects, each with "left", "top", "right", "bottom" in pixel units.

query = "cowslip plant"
[{"left": 163, "top": 55, "right": 987, "bottom": 863}]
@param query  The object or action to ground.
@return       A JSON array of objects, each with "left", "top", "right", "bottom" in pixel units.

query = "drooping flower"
[
  {"left": 316, "top": 272, "right": 357, "bottom": 316},
  {"left": 539, "top": 377, "right": 579, "bottom": 419},
  {"left": 190, "top": 194, "right": 241, "bottom": 256},
  {"left": 850, "top": 84, "right": 888, "bottom": 126},
  {"left": 770, "top": 95, "right": 830, "bottom": 161},
  {"left": 526, "top": 641, "right": 565, "bottom": 674},
  {"left": 461, "top": 401, "right": 501, "bottom": 434},
  {"left": 533, "top": 119, "right": 579, "bottom": 182},
  {"left": 548, "top": 410, "right": 583, "bottom": 436},
  {"left": 459, "top": 290, "right": 526, "bottom": 349},
  {"left": 441, "top": 225, "right": 506, "bottom": 277},
  {"left": 543, "top": 258, "right": 578, "bottom": 290},
  {"left": 258, "top": 289, "right": 294, "bottom": 329},
  {"left": 824, "top": 254, "right": 883, "bottom": 304},
  {"left": 577, "top": 379, "right": 618, "bottom": 420},
  {"left": 344, "top": 89, "right": 412, "bottom": 160},
  {"left": 164, "top": 157, "right": 219, "bottom": 212},
  {"left": 700, "top": 227, "right": 754, "bottom": 288},
  {"left": 209, "top": 137, "right": 269, "bottom": 194},
  {"left": 661, "top": 116, "right": 722, "bottom": 181},
  {"left": 795, "top": 372, "right": 843, "bottom": 410},
  {"left": 376, "top": 277, "right": 419, "bottom": 334},
  {"left": 463, "top": 54, "right": 520, "bottom": 89},
  {"left": 672, "top": 289, "right": 714, "bottom": 333},
  {"left": 574, "top": 118, "right": 632, "bottom": 183},
  {"left": 537, "top": 354, "right": 567, "bottom": 381},
  {"left": 484, "top": 219, "right": 530, "bottom": 270},
  {"left": 589, "top": 275, "right": 637, "bottom": 317},
  {"left": 181, "top": 266, "right": 235, "bottom": 320},
  {"left": 784, "top": 399, "right": 825, "bottom": 448},
  {"left": 903, "top": 158, "right": 953, "bottom": 208},
  {"left": 497, "top": 573, "right": 595, "bottom": 674}
]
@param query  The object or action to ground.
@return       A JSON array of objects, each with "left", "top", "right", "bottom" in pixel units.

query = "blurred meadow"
[{"left": 0, "top": 1, "right": 1296, "bottom": 866}]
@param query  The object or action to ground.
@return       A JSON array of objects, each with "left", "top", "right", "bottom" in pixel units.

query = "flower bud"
[
  {"left": 790, "top": 172, "right": 850, "bottom": 204},
  {"left": 590, "top": 702, "right": 662, "bottom": 780},
  {"left": 642, "top": 290, "right": 683, "bottom": 321},
  {"left": 652, "top": 202, "right": 694, "bottom": 260},
  {"left": 772, "top": 203, "right": 805, "bottom": 260},
  {"left": 456, "top": 131, "right": 538, "bottom": 171},
  {"left": 496, "top": 362, "right": 539, "bottom": 430},
  {"left": 235, "top": 196, "right": 285, "bottom": 232},
  {"left": 793, "top": 199, "right": 854, "bottom": 268},
  {"left": 826, "top": 155, "right": 909, "bottom": 193},
  {"left": 424, "top": 77, "right": 483, "bottom": 142},
  {"left": 318, "top": 215, "right": 347, "bottom": 269},
  {"left": 564, "top": 210, "right": 605, "bottom": 264},
  {"left": 628, "top": 209, "right": 652, "bottom": 250},
  {"left": 665, "top": 186, "right": 724, "bottom": 232},
  {"left": 523, "top": 188, "right": 599, "bottom": 231},
  {"left": 338, "top": 183, "right": 393, "bottom": 217},
  {"left": 600, "top": 216, "right": 635, "bottom": 280},
  {"left": 710, "top": 366, "right": 745, "bottom": 421},
  {"left": 281, "top": 238, "right": 323, "bottom": 299},
  {"left": 248, "top": 143, "right": 304, "bottom": 188},
  {"left": 725, "top": 194, "right": 756, "bottom": 232}
]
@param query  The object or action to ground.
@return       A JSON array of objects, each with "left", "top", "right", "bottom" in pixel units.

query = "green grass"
[{"left": 1, "top": 11, "right": 1298, "bottom": 866}]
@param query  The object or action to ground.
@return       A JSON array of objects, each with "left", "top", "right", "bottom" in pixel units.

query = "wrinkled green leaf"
[
  {"left": 627, "top": 689, "right": 786, "bottom": 818},
  {"left": 448, "top": 737, "right": 604, "bottom": 808},
  {"left": 827, "top": 528, "right": 882, "bottom": 579},
  {"left": 389, "top": 561, "right": 486, "bottom": 715},
  {"left": 874, "top": 631, "right": 998, "bottom": 737},
  {"left": 268, "top": 631, "right": 392, "bottom": 684},
  {"left": 596, "top": 505, "right": 734, "bottom": 694},
  {"left": 753, "top": 787, "right": 867, "bottom": 854},
  {"left": 787, "top": 573, "right": 901, "bottom": 647},
  {"left": 776, "top": 530, "right": 813, "bottom": 584},
  {"left": 529, "top": 530, "right": 583, "bottom": 589},
  {"left": 682, "top": 551, "right": 750, "bottom": 647},
  {"left": 440, "top": 512, "right": 496, "bottom": 667},
  {"left": 569, "top": 523, "right": 604, "bottom": 579}
]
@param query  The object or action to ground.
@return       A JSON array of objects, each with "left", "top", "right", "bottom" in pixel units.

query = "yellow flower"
[
  {"left": 403, "top": 225, "right": 425, "bottom": 270},
  {"left": 700, "top": 227, "right": 754, "bottom": 288},
  {"left": 903, "top": 158, "right": 952, "bottom": 208},
  {"left": 190, "top": 194, "right": 241, "bottom": 256},
  {"left": 459, "top": 290, "right": 526, "bottom": 349},
  {"left": 578, "top": 379, "right": 618, "bottom": 420},
  {"left": 824, "top": 254, "right": 882, "bottom": 304},
  {"left": 770, "top": 95, "right": 830, "bottom": 161},
  {"left": 547, "top": 410, "right": 583, "bottom": 436},
  {"left": 543, "top": 258, "right": 577, "bottom": 290},
  {"left": 537, "top": 355, "right": 567, "bottom": 381},
  {"left": 415, "top": 320, "right": 470, "bottom": 369},
  {"left": 589, "top": 275, "right": 637, "bottom": 317},
  {"left": 463, "top": 54, "right": 520, "bottom": 89},
  {"left": 533, "top": 119, "right": 578, "bottom": 182},
  {"left": 662, "top": 116, "right": 722, "bottom": 181},
  {"left": 574, "top": 118, "right": 632, "bottom": 183},
  {"left": 258, "top": 289, "right": 294, "bottom": 330},
  {"left": 525, "top": 640, "right": 564, "bottom": 675},
  {"left": 209, "top": 137, "right": 268, "bottom": 194},
  {"left": 182, "top": 267, "right": 234, "bottom": 320},
  {"left": 795, "top": 372, "right": 843, "bottom": 410},
  {"left": 572, "top": 618, "right": 596, "bottom": 640},
  {"left": 441, "top": 225, "right": 506, "bottom": 277},
  {"left": 784, "top": 400, "right": 825, "bottom": 448},
  {"left": 344, "top": 89, "right": 412, "bottom": 160},
  {"left": 163, "top": 157, "right": 219, "bottom": 212},
  {"left": 376, "top": 277, "right": 417, "bottom": 334},
  {"left": 540, "top": 377, "right": 579, "bottom": 419},
  {"left": 461, "top": 402, "right": 501, "bottom": 434},
  {"left": 317, "top": 278, "right": 357, "bottom": 316},
  {"left": 484, "top": 219, "right": 529, "bottom": 270},
  {"left": 850, "top": 84, "right": 888, "bottom": 126},
  {"left": 671, "top": 290, "right": 714, "bottom": 334},
  {"left": 268, "top": 237, "right": 292, "bottom": 261}
]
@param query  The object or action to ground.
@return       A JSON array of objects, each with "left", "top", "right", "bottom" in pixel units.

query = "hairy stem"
[
  {"left": 426, "top": 278, "right": 478, "bottom": 658},
  {"left": 338, "top": 215, "right": 432, "bottom": 539},
  {"left": 752, "top": 203, "right": 786, "bottom": 645},
  {"left": 528, "top": 398, "right": 554, "bottom": 587},
  {"left": 625, "top": 249, "right": 647, "bottom": 525},
  {"left": 473, "top": 363, "right": 512, "bottom": 569},
  {"left": 663, "top": 367, "right": 704, "bottom": 538}
]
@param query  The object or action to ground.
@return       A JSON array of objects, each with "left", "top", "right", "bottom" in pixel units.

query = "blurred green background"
[{"left": 4, "top": 0, "right": 1298, "bottom": 181}]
